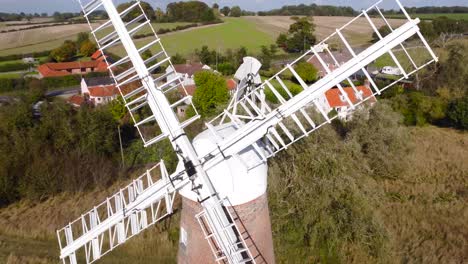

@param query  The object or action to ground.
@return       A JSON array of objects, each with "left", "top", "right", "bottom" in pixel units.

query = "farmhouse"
[
  {"left": 316, "top": 84, "right": 376, "bottom": 120},
  {"left": 38, "top": 51, "right": 109, "bottom": 78},
  {"left": 307, "top": 50, "right": 353, "bottom": 78},
  {"left": 67, "top": 77, "right": 119, "bottom": 107},
  {"left": 166, "top": 63, "right": 211, "bottom": 86}
]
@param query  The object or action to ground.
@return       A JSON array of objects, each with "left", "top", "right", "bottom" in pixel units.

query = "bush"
[
  {"left": 294, "top": 62, "right": 318, "bottom": 84},
  {"left": 193, "top": 71, "right": 229, "bottom": 117},
  {"left": 0, "top": 102, "right": 121, "bottom": 204},
  {"left": 0, "top": 62, "right": 29, "bottom": 73},
  {"left": 269, "top": 124, "right": 389, "bottom": 263},
  {"left": 42, "top": 75, "right": 81, "bottom": 89},
  {"left": 447, "top": 97, "right": 468, "bottom": 130}
]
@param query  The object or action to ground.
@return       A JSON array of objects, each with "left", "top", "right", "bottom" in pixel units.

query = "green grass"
[
  {"left": 386, "top": 13, "right": 468, "bottom": 21},
  {"left": 372, "top": 47, "right": 432, "bottom": 70},
  {"left": 109, "top": 18, "right": 275, "bottom": 57},
  {"left": 0, "top": 59, "right": 23, "bottom": 66},
  {"left": 0, "top": 72, "right": 22, "bottom": 79}
]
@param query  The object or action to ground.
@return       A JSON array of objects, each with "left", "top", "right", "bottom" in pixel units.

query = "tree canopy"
[
  {"left": 277, "top": 18, "right": 317, "bottom": 53},
  {"left": 166, "top": 1, "right": 217, "bottom": 22},
  {"left": 193, "top": 71, "right": 229, "bottom": 117}
]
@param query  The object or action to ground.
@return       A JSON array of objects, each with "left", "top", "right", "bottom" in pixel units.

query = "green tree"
[
  {"left": 278, "top": 18, "right": 316, "bottom": 53},
  {"left": 276, "top": 33, "right": 288, "bottom": 49},
  {"left": 230, "top": 6, "right": 242, "bottom": 17},
  {"left": 109, "top": 97, "right": 128, "bottom": 122},
  {"left": 196, "top": 46, "right": 215, "bottom": 65},
  {"left": 76, "top": 32, "right": 90, "bottom": 47},
  {"left": 419, "top": 21, "right": 437, "bottom": 41},
  {"left": 80, "top": 40, "right": 97, "bottom": 57},
  {"left": 259, "top": 45, "right": 272, "bottom": 70},
  {"left": 154, "top": 7, "right": 166, "bottom": 22},
  {"left": 50, "top": 41, "right": 77, "bottom": 62},
  {"left": 201, "top": 9, "right": 216, "bottom": 22},
  {"left": 221, "top": 6, "right": 231, "bottom": 16},
  {"left": 295, "top": 62, "right": 318, "bottom": 83},
  {"left": 193, "top": 71, "right": 229, "bottom": 116},
  {"left": 171, "top": 53, "right": 186, "bottom": 64},
  {"left": 117, "top": 1, "right": 155, "bottom": 22},
  {"left": 447, "top": 97, "right": 468, "bottom": 130},
  {"left": 235, "top": 46, "right": 248, "bottom": 66},
  {"left": 269, "top": 44, "right": 278, "bottom": 56},
  {"left": 371, "top": 25, "right": 391, "bottom": 43}
]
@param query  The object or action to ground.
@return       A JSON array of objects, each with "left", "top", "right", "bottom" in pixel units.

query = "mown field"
[
  {"left": 0, "top": 21, "right": 195, "bottom": 56},
  {"left": 108, "top": 17, "right": 275, "bottom": 57},
  {"left": 0, "top": 125, "right": 466, "bottom": 263}
]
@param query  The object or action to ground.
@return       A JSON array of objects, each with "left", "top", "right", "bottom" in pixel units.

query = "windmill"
[{"left": 56, "top": 0, "right": 438, "bottom": 263}]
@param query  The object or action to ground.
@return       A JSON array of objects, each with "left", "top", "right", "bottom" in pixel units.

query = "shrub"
[
  {"left": 447, "top": 97, "right": 468, "bottom": 130},
  {"left": 0, "top": 63, "right": 29, "bottom": 73},
  {"left": 193, "top": 71, "right": 229, "bottom": 117},
  {"left": 294, "top": 62, "right": 318, "bottom": 84}
]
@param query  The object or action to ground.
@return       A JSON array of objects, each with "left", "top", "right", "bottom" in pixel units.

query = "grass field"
[
  {"left": 109, "top": 18, "right": 275, "bottom": 57},
  {"left": 0, "top": 22, "right": 210, "bottom": 57},
  {"left": 0, "top": 16, "right": 410, "bottom": 58},
  {"left": 385, "top": 13, "right": 468, "bottom": 21},
  {"left": 0, "top": 72, "right": 22, "bottom": 79},
  {"left": 373, "top": 47, "right": 433, "bottom": 70},
  {"left": 245, "top": 16, "right": 406, "bottom": 47}
]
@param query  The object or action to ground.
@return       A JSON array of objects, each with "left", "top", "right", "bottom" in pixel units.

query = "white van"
[{"left": 381, "top": 66, "right": 402, "bottom": 75}]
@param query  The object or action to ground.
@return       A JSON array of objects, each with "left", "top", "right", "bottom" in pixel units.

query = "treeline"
[
  {"left": 373, "top": 16, "right": 468, "bottom": 43},
  {"left": 402, "top": 6, "right": 468, "bottom": 14},
  {"left": 0, "top": 72, "right": 108, "bottom": 94},
  {"left": 165, "top": 1, "right": 217, "bottom": 22},
  {"left": 117, "top": 1, "right": 219, "bottom": 23},
  {"left": 258, "top": 4, "right": 357, "bottom": 16},
  {"left": 0, "top": 12, "right": 48, "bottom": 22}
]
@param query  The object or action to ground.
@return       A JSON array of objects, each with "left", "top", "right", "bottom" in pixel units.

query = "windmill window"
[{"left": 180, "top": 227, "right": 188, "bottom": 247}]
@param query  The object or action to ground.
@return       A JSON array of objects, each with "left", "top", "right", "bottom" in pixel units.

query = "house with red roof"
[
  {"left": 318, "top": 84, "right": 376, "bottom": 120},
  {"left": 38, "top": 50, "right": 109, "bottom": 78},
  {"left": 166, "top": 63, "right": 212, "bottom": 86},
  {"left": 67, "top": 77, "right": 119, "bottom": 107}
]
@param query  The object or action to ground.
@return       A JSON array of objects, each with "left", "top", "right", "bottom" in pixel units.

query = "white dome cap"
[{"left": 179, "top": 123, "right": 268, "bottom": 206}]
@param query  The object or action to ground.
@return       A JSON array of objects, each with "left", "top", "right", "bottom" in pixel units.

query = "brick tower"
[{"left": 177, "top": 124, "right": 275, "bottom": 264}]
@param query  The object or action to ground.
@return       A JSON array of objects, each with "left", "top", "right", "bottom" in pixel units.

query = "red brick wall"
[{"left": 178, "top": 194, "right": 275, "bottom": 264}]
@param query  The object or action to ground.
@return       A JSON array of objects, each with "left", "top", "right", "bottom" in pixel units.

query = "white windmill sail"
[
  {"left": 58, "top": 0, "right": 256, "bottom": 263},
  {"left": 56, "top": 162, "right": 187, "bottom": 264},
  {"left": 203, "top": 0, "right": 438, "bottom": 172}
]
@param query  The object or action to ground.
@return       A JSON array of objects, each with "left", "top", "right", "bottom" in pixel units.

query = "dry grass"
[
  {"left": 378, "top": 127, "right": 468, "bottom": 263},
  {"left": 0, "top": 174, "right": 180, "bottom": 264},
  {"left": 0, "top": 23, "right": 99, "bottom": 52}
]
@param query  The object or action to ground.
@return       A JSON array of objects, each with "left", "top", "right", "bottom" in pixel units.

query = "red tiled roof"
[
  {"left": 87, "top": 85, "right": 119, "bottom": 97},
  {"left": 325, "top": 85, "right": 375, "bottom": 108},
  {"left": 67, "top": 95, "right": 84, "bottom": 107},
  {"left": 226, "top": 79, "right": 237, "bottom": 91},
  {"left": 91, "top": 50, "right": 104, "bottom": 60},
  {"left": 308, "top": 51, "right": 353, "bottom": 76},
  {"left": 38, "top": 60, "right": 109, "bottom": 78},
  {"left": 173, "top": 63, "right": 204, "bottom": 76},
  {"left": 179, "top": 84, "right": 196, "bottom": 96}
]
